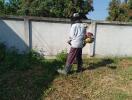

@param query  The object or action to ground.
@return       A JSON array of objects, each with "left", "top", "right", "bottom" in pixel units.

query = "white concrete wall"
[
  {"left": 0, "top": 19, "right": 28, "bottom": 52},
  {"left": 0, "top": 17, "right": 132, "bottom": 57},
  {"left": 31, "top": 21, "right": 90, "bottom": 55},
  {"left": 31, "top": 21, "right": 70, "bottom": 55},
  {"left": 95, "top": 24, "right": 132, "bottom": 57}
]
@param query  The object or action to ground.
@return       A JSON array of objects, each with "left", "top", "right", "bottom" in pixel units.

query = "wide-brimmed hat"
[
  {"left": 72, "top": 12, "right": 81, "bottom": 21},
  {"left": 73, "top": 13, "right": 80, "bottom": 18}
]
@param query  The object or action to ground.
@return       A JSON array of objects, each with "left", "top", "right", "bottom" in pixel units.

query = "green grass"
[
  {"left": 0, "top": 57, "right": 64, "bottom": 100},
  {"left": 0, "top": 45, "right": 64, "bottom": 100},
  {"left": 0, "top": 45, "right": 132, "bottom": 100},
  {"left": 44, "top": 57, "right": 132, "bottom": 100}
]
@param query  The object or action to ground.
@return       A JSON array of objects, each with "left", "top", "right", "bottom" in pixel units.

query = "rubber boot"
[
  {"left": 57, "top": 65, "right": 71, "bottom": 75},
  {"left": 77, "top": 65, "right": 83, "bottom": 72}
]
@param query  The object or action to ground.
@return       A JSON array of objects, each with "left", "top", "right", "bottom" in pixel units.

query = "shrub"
[
  {"left": 0, "top": 42, "right": 45, "bottom": 72},
  {"left": 27, "top": 50, "right": 45, "bottom": 65},
  {"left": 0, "top": 43, "right": 6, "bottom": 61},
  {"left": 56, "top": 49, "right": 67, "bottom": 63}
]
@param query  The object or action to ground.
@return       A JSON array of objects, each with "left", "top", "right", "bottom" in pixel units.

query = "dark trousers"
[{"left": 65, "top": 47, "right": 83, "bottom": 72}]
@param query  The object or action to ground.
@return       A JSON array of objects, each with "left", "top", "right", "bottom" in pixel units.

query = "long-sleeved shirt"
[{"left": 69, "top": 23, "right": 86, "bottom": 48}]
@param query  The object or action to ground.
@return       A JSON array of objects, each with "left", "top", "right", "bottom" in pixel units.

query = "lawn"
[
  {"left": 44, "top": 57, "right": 132, "bottom": 100},
  {"left": 0, "top": 44, "right": 132, "bottom": 100},
  {"left": 0, "top": 43, "right": 64, "bottom": 100}
]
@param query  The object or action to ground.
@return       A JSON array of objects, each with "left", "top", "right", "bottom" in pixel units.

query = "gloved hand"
[
  {"left": 83, "top": 41, "right": 86, "bottom": 47},
  {"left": 67, "top": 40, "right": 71, "bottom": 45}
]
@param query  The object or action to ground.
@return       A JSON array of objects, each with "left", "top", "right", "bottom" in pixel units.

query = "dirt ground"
[{"left": 44, "top": 58, "right": 132, "bottom": 100}]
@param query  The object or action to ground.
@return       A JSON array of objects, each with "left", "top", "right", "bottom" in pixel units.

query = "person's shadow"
[{"left": 84, "top": 58, "right": 117, "bottom": 71}]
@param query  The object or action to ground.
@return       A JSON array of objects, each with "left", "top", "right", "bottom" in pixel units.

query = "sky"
[{"left": 87, "top": 0, "right": 110, "bottom": 20}]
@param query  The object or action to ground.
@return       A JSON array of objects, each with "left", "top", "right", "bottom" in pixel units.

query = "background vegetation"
[
  {"left": 0, "top": 42, "right": 132, "bottom": 100},
  {"left": 107, "top": 0, "right": 132, "bottom": 22},
  {"left": 0, "top": 0, "right": 93, "bottom": 18},
  {"left": 0, "top": 42, "right": 65, "bottom": 100}
]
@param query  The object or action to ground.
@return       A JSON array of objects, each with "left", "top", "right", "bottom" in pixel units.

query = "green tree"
[
  {"left": 1, "top": 0, "right": 93, "bottom": 18},
  {"left": 0, "top": 0, "right": 5, "bottom": 15},
  {"left": 128, "top": 0, "right": 132, "bottom": 21},
  {"left": 128, "top": 0, "right": 132, "bottom": 9},
  {"left": 8, "top": 0, "right": 22, "bottom": 15},
  {"left": 107, "top": 0, "right": 121, "bottom": 21},
  {"left": 107, "top": 0, "right": 132, "bottom": 22},
  {"left": 118, "top": 3, "right": 129, "bottom": 21},
  {"left": 72, "top": 0, "right": 94, "bottom": 18}
]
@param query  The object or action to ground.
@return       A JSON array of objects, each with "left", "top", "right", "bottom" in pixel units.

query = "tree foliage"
[
  {"left": 0, "top": 0, "right": 5, "bottom": 15},
  {"left": 107, "top": 0, "right": 132, "bottom": 22},
  {"left": 0, "top": 0, "right": 93, "bottom": 18}
]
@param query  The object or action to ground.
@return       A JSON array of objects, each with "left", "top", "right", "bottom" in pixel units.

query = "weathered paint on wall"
[
  {"left": 0, "top": 19, "right": 28, "bottom": 52},
  {"left": 0, "top": 17, "right": 132, "bottom": 57},
  {"left": 95, "top": 24, "right": 132, "bottom": 56}
]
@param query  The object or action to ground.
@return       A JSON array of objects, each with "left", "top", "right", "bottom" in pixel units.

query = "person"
[{"left": 57, "top": 13, "right": 87, "bottom": 75}]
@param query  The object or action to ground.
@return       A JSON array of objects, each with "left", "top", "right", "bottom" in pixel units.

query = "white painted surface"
[
  {"left": 0, "top": 17, "right": 132, "bottom": 57},
  {"left": 95, "top": 24, "right": 132, "bottom": 56},
  {"left": 31, "top": 21, "right": 90, "bottom": 55},
  {"left": 0, "top": 20, "right": 27, "bottom": 52}
]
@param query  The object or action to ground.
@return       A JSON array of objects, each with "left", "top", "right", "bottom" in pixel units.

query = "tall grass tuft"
[{"left": 56, "top": 49, "right": 67, "bottom": 63}]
